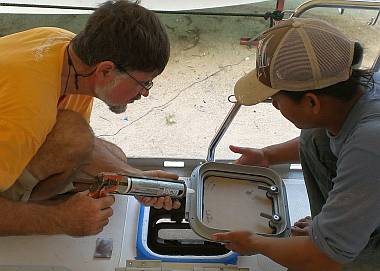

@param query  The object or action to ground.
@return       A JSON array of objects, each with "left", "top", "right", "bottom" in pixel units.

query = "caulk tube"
[
  {"left": 99, "top": 173, "right": 186, "bottom": 198},
  {"left": 126, "top": 176, "right": 186, "bottom": 198}
]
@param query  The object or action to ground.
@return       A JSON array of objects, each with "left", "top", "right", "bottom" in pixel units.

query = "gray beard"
[
  {"left": 94, "top": 74, "right": 127, "bottom": 114},
  {"left": 108, "top": 104, "right": 127, "bottom": 114}
]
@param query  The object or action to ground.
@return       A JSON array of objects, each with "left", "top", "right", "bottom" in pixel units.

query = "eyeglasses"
[{"left": 124, "top": 70, "right": 154, "bottom": 91}]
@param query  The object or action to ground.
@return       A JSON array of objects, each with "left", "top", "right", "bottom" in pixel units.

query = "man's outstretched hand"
[{"left": 135, "top": 170, "right": 181, "bottom": 210}]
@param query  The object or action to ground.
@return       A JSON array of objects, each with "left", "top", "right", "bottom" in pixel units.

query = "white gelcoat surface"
[
  {"left": 0, "top": 180, "right": 309, "bottom": 271},
  {"left": 0, "top": 196, "right": 129, "bottom": 271},
  {"left": 202, "top": 176, "right": 273, "bottom": 234}
]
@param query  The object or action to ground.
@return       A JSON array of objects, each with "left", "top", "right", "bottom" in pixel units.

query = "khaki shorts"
[{"left": 0, "top": 170, "right": 74, "bottom": 202}]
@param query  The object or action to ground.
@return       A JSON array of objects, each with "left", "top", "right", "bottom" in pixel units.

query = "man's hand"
[
  {"left": 291, "top": 216, "right": 312, "bottom": 236},
  {"left": 136, "top": 170, "right": 181, "bottom": 211},
  {"left": 56, "top": 191, "right": 115, "bottom": 236},
  {"left": 229, "top": 145, "right": 269, "bottom": 167},
  {"left": 212, "top": 231, "right": 257, "bottom": 255},
  {"left": 213, "top": 230, "right": 342, "bottom": 271}
]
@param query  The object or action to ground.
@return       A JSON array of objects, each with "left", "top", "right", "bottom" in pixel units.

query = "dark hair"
[
  {"left": 71, "top": 0, "right": 170, "bottom": 74},
  {"left": 280, "top": 42, "right": 374, "bottom": 102}
]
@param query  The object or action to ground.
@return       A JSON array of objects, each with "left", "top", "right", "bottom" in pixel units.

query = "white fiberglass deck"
[{"left": 0, "top": 171, "right": 310, "bottom": 271}]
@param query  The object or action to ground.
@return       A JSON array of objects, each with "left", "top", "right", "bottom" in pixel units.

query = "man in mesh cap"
[{"left": 213, "top": 17, "right": 380, "bottom": 270}]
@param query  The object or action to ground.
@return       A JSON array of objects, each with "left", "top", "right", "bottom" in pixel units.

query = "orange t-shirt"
[{"left": 0, "top": 27, "right": 93, "bottom": 191}]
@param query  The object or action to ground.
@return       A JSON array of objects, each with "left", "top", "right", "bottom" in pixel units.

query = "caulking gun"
[{"left": 89, "top": 172, "right": 187, "bottom": 199}]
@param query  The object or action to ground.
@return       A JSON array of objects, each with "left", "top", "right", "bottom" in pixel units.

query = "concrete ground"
[{"left": 0, "top": 1, "right": 379, "bottom": 162}]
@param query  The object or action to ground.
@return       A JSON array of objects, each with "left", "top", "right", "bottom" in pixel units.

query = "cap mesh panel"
[
  {"left": 306, "top": 27, "right": 352, "bottom": 80},
  {"left": 272, "top": 29, "right": 314, "bottom": 89}
]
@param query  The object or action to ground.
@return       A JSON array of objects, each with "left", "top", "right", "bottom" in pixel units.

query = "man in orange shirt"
[{"left": 0, "top": 0, "right": 178, "bottom": 236}]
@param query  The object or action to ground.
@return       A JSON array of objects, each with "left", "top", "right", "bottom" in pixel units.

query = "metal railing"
[{"left": 291, "top": 0, "right": 380, "bottom": 20}]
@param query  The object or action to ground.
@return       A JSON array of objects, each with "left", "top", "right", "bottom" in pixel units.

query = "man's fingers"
[
  {"left": 138, "top": 195, "right": 181, "bottom": 210},
  {"left": 99, "top": 207, "right": 113, "bottom": 219},
  {"left": 296, "top": 216, "right": 312, "bottom": 223},
  {"left": 163, "top": 196, "right": 172, "bottom": 210},
  {"left": 224, "top": 243, "right": 247, "bottom": 254},
  {"left": 212, "top": 231, "right": 256, "bottom": 255},
  {"left": 144, "top": 170, "right": 178, "bottom": 180},
  {"left": 212, "top": 233, "right": 227, "bottom": 241},
  {"left": 294, "top": 221, "right": 310, "bottom": 228},
  {"left": 97, "top": 195, "right": 115, "bottom": 209},
  {"left": 172, "top": 200, "right": 181, "bottom": 209},
  {"left": 293, "top": 216, "right": 312, "bottom": 228},
  {"left": 99, "top": 218, "right": 110, "bottom": 227},
  {"left": 212, "top": 231, "right": 252, "bottom": 243},
  {"left": 148, "top": 197, "right": 158, "bottom": 205},
  {"left": 142, "top": 197, "right": 158, "bottom": 205},
  {"left": 94, "top": 219, "right": 110, "bottom": 234},
  {"left": 291, "top": 226, "right": 309, "bottom": 236},
  {"left": 229, "top": 145, "right": 246, "bottom": 154},
  {"left": 153, "top": 197, "right": 165, "bottom": 209},
  {"left": 160, "top": 171, "right": 178, "bottom": 179},
  {"left": 224, "top": 243, "right": 235, "bottom": 251}
]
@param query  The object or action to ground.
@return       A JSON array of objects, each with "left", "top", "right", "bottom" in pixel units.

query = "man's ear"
[
  {"left": 303, "top": 93, "right": 321, "bottom": 114},
  {"left": 95, "top": 61, "right": 117, "bottom": 83}
]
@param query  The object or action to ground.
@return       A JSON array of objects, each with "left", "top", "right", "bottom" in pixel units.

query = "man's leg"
[
  {"left": 27, "top": 110, "right": 94, "bottom": 201},
  {"left": 27, "top": 109, "right": 143, "bottom": 199},
  {"left": 27, "top": 109, "right": 144, "bottom": 198},
  {"left": 299, "top": 128, "right": 337, "bottom": 217},
  {"left": 2, "top": 109, "right": 176, "bottom": 211},
  {"left": 0, "top": 110, "right": 94, "bottom": 202}
]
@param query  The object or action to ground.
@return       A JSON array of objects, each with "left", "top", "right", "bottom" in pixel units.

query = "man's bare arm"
[
  {"left": 262, "top": 137, "right": 300, "bottom": 165},
  {"left": 0, "top": 196, "right": 60, "bottom": 235},
  {"left": 230, "top": 137, "right": 300, "bottom": 167},
  {"left": 0, "top": 192, "right": 114, "bottom": 236},
  {"left": 255, "top": 235, "right": 341, "bottom": 271},
  {"left": 213, "top": 232, "right": 341, "bottom": 271}
]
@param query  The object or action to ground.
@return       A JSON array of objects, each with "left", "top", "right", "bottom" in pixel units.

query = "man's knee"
[
  {"left": 300, "top": 128, "right": 337, "bottom": 181},
  {"left": 300, "top": 129, "right": 334, "bottom": 161},
  {"left": 53, "top": 110, "right": 94, "bottom": 156},
  {"left": 300, "top": 129, "right": 326, "bottom": 150}
]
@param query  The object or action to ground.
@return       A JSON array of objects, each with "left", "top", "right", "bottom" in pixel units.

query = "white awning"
[{"left": 0, "top": 0, "right": 268, "bottom": 14}]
